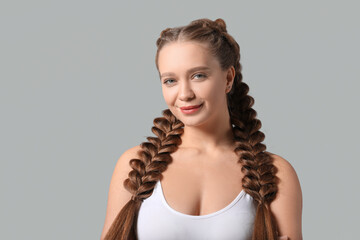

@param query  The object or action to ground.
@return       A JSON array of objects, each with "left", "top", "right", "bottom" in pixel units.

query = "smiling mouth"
[
  {"left": 179, "top": 103, "right": 203, "bottom": 110},
  {"left": 179, "top": 103, "right": 203, "bottom": 114}
]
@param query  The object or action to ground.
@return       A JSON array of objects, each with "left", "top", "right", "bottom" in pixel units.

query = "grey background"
[{"left": 1, "top": 0, "right": 359, "bottom": 239}]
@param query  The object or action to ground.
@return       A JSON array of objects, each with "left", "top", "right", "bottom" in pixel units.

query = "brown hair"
[{"left": 104, "top": 18, "right": 280, "bottom": 240}]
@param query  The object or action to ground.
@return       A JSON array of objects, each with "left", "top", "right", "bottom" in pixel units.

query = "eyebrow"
[{"left": 159, "top": 66, "right": 211, "bottom": 79}]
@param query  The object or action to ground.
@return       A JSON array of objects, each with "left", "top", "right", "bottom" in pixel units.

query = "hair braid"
[
  {"left": 104, "top": 109, "right": 184, "bottom": 240},
  {"left": 229, "top": 80, "right": 280, "bottom": 240},
  {"left": 210, "top": 19, "right": 281, "bottom": 239}
]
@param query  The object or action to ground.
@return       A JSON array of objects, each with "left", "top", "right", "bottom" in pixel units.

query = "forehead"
[{"left": 158, "top": 41, "right": 218, "bottom": 73}]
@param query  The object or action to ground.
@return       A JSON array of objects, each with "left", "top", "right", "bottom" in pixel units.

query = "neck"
[{"left": 179, "top": 107, "right": 235, "bottom": 154}]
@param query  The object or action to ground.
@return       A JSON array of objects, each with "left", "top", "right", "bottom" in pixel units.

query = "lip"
[
  {"left": 179, "top": 103, "right": 203, "bottom": 114},
  {"left": 179, "top": 104, "right": 203, "bottom": 110}
]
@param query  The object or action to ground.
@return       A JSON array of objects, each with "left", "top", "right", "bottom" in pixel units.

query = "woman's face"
[{"left": 157, "top": 41, "right": 234, "bottom": 127}]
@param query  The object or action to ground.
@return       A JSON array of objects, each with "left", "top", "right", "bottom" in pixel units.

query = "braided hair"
[{"left": 104, "top": 18, "right": 280, "bottom": 240}]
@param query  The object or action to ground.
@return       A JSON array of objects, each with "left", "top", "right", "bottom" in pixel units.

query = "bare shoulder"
[
  {"left": 268, "top": 153, "right": 303, "bottom": 240},
  {"left": 100, "top": 145, "right": 142, "bottom": 240},
  {"left": 109, "top": 145, "right": 143, "bottom": 197},
  {"left": 113, "top": 145, "right": 142, "bottom": 176},
  {"left": 269, "top": 153, "right": 298, "bottom": 178}
]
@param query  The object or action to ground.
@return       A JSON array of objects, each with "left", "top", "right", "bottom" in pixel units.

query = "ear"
[{"left": 225, "top": 66, "right": 235, "bottom": 93}]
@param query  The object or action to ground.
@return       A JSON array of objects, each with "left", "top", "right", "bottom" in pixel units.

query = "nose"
[{"left": 178, "top": 80, "right": 195, "bottom": 101}]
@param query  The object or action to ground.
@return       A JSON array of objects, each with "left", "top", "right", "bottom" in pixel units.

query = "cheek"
[
  {"left": 162, "top": 88, "right": 176, "bottom": 105},
  {"left": 212, "top": 77, "right": 226, "bottom": 98},
  {"left": 203, "top": 82, "right": 223, "bottom": 102}
]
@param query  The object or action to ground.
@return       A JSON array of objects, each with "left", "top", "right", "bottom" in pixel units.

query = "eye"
[
  {"left": 193, "top": 73, "right": 207, "bottom": 79},
  {"left": 163, "top": 79, "right": 176, "bottom": 85}
]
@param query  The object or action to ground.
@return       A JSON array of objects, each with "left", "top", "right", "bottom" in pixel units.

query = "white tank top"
[{"left": 136, "top": 180, "right": 256, "bottom": 240}]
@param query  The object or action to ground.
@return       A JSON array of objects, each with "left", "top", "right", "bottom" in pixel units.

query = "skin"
[
  {"left": 100, "top": 40, "right": 302, "bottom": 240},
  {"left": 157, "top": 40, "right": 303, "bottom": 240}
]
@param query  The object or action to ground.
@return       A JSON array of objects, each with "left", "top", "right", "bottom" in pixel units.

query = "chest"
[{"left": 160, "top": 150, "right": 244, "bottom": 216}]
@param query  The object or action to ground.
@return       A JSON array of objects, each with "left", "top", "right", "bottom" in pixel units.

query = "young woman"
[{"left": 101, "top": 18, "right": 302, "bottom": 240}]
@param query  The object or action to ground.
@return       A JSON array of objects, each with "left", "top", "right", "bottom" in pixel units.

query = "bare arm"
[
  {"left": 270, "top": 154, "right": 303, "bottom": 240},
  {"left": 100, "top": 145, "right": 141, "bottom": 240}
]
